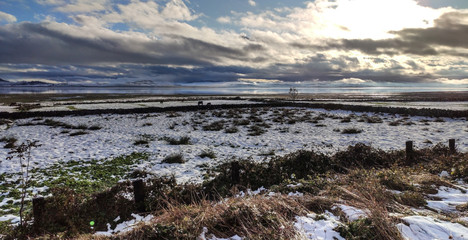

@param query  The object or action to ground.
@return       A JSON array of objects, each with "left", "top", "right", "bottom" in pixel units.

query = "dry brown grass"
[
  {"left": 112, "top": 195, "right": 308, "bottom": 240},
  {"left": 333, "top": 171, "right": 404, "bottom": 240}
]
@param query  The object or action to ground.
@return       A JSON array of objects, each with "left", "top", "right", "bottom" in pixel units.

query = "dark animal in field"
[
  {"left": 206, "top": 102, "right": 212, "bottom": 106},
  {"left": 198, "top": 101, "right": 203, "bottom": 106}
]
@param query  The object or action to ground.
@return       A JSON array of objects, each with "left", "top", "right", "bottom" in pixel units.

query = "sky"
[{"left": 0, "top": 0, "right": 468, "bottom": 87}]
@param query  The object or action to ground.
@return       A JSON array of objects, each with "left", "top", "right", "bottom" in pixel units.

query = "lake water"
[{"left": 1, "top": 86, "right": 467, "bottom": 95}]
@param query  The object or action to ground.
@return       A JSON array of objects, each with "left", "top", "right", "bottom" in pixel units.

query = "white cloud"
[
  {"left": 161, "top": 0, "right": 199, "bottom": 21},
  {"left": 248, "top": 0, "right": 256, "bottom": 7},
  {"left": 35, "top": 0, "right": 65, "bottom": 5},
  {"left": 0, "top": 11, "right": 17, "bottom": 23},
  {"left": 435, "top": 78, "right": 468, "bottom": 85},
  {"left": 335, "top": 78, "right": 374, "bottom": 85},
  {"left": 52, "top": 0, "right": 110, "bottom": 13},
  {"left": 217, "top": 16, "right": 231, "bottom": 24},
  {"left": 234, "top": 0, "right": 447, "bottom": 39},
  {"left": 238, "top": 78, "right": 281, "bottom": 83}
]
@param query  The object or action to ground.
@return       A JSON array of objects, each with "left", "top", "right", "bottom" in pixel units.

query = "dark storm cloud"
[
  {"left": 258, "top": 54, "right": 433, "bottom": 83},
  {"left": 0, "top": 22, "right": 267, "bottom": 66},
  {"left": 0, "top": 63, "right": 255, "bottom": 85}
]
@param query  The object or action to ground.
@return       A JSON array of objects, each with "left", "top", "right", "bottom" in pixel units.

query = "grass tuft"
[
  {"left": 341, "top": 128, "right": 363, "bottom": 134},
  {"left": 162, "top": 153, "right": 185, "bottom": 164}
]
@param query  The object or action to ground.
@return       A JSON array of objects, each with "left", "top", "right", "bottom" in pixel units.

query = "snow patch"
[
  {"left": 94, "top": 213, "right": 153, "bottom": 236},
  {"left": 294, "top": 212, "right": 345, "bottom": 240},
  {"left": 427, "top": 186, "right": 468, "bottom": 213},
  {"left": 198, "top": 227, "right": 243, "bottom": 240},
  {"left": 397, "top": 216, "right": 468, "bottom": 240},
  {"left": 336, "top": 204, "right": 367, "bottom": 222}
]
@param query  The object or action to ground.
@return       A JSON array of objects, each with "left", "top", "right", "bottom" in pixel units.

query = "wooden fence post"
[
  {"left": 449, "top": 139, "right": 456, "bottom": 154},
  {"left": 33, "top": 197, "right": 45, "bottom": 228},
  {"left": 406, "top": 141, "right": 413, "bottom": 163},
  {"left": 133, "top": 179, "right": 146, "bottom": 212},
  {"left": 231, "top": 161, "right": 240, "bottom": 185}
]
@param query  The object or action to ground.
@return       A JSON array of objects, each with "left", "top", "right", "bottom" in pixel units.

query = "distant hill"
[
  {"left": 125, "top": 80, "right": 157, "bottom": 86},
  {"left": 0, "top": 78, "right": 10, "bottom": 84},
  {"left": 14, "top": 81, "right": 54, "bottom": 86}
]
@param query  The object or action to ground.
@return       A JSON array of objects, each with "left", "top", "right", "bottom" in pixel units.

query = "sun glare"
[{"left": 320, "top": 0, "right": 444, "bottom": 39}]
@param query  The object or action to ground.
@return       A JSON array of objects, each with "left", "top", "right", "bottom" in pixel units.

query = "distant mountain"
[
  {"left": 0, "top": 79, "right": 59, "bottom": 87},
  {"left": 0, "top": 78, "right": 10, "bottom": 84},
  {"left": 14, "top": 81, "right": 54, "bottom": 86},
  {"left": 124, "top": 80, "right": 158, "bottom": 86}
]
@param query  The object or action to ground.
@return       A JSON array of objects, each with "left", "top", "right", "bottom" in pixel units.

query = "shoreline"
[
  {"left": 1, "top": 101, "right": 467, "bottom": 120},
  {"left": 1, "top": 90, "right": 468, "bottom": 105}
]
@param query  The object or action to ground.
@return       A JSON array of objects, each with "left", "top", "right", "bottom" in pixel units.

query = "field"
[{"left": 0, "top": 95, "right": 467, "bottom": 239}]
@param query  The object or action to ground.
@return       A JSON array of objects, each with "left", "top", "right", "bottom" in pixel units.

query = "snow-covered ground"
[
  {"left": 31, "top": 99, "right": 260, "bottom": 112},
  {"left": 0, "top": 107, "right": 467, "bottom": 179},
  {"left": 1, "top": 105, "right": 468, "bottom": 239},
  {"left": 295, "top": 212, "right": 344, "bottom": 240},
  {"left": 398, "top": 216, "right": 468, "bottom": 240},
  {"left": 327, "top": 101, "right": 468, "bottom": 111},
  {"left": 0, "top": 99, "right": 261, "bottom": 113}
]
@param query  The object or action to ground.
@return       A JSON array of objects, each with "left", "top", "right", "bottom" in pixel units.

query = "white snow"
[
  {"left": 294, "top": 212, "right": 345, "bottom": 240},
  {"left": 397, "top": 216, "right": 468, "bottom": 240},
  {"left": 235, "top": 187, "right": 266, "bottom": 197},
  {"left": 2, "top": 105, "right": 468, "bottom": 231},
  {"left": 1, "top": 107, "right": 467, "bottom": 179},
  {"left": 326, "top": 101, "right": 468, "bottom": 111},
  {"left": 336, "top": 204, "right": 367, "bottom": 222},
  {"left": 94, "top": 213, "right": 154, "bottom": 236},
  {"left": 0, "top": 214, "right": 20, "bottom": 223},
  {"left": 198, "top": 227, "right": 243, "bottom": 240},
  {"left": 439, "top": 171, "right": 450, "bottom": 178},
  {"left": 288, "top": 191, "right": 304, "bottom": 197},
  {"left": 29, "top": 100, "right": 260, "bottom": 112},
  {"left": 427, "top": 186, "right": 468, "bottom": 213}
]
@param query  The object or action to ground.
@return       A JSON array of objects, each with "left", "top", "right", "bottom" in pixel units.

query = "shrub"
[
  {"left": 333, "top": 144, "right": 397, "bottom": 171},
  {"left": 203, "top": 121, "right": 225, "bottom": 131},
  {"left": 366, "top": 116, "right": 383, "bottom": 123},
  {"left": 75, "top": 124, "right": 89, "bottom": 130},
  {"left": 248, "top": 125, "right": 267, "bottom": 136},
  {"left": 224, "top": 126, "right": 239, "bottom": 134},
  {"left": 88, "top": 125, "right": 102, "bottom": 130},
  {"left": 204, "top": 150, "right": 332, "bottom": 196},
  {"left": 69, "top": 131, "right": 88, "bottom": 136},
  {"left": 0, "top": 136, "right": 17, "bottom": 149},
  {"left": 233, "top": 119, "right": 250, "bottom": 126},
  {"left": 134, "top": 139, "right": 149, "bottom": 146},
  {"left": 456, "top": 202, "right": 468, "bottom": 212},
  {"left": 341, "top": 128, "right": 363, "bottom": 134},
  {"left": 336, "top": 218, "right": 378, "bottom": 239},
  {"left": 162, "top": 153, "right": 185, "bottom": 164},
  {"left": 341, "top": 117, "right": 352, "bottom": 123},
  {"left": 199, "top": 149, "right": 216, "bottom": 159},
  {"left": 395, "top": 191, "right": 426, "bottom": 207},
  {"left": 377, "top": 170, "right": 414, "bottom": 191},
  {"left": 164, "top": 136, "right": 191, "bottom": 145}
]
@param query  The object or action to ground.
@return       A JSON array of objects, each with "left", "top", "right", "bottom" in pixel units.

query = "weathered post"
[
  {"left": 449, "top": 139, "right": 456, "bottom": 154},
  {"left": 133, "top": 179, "right": 146, "bottom": 212},
  {"left": 406, "top": 141, "right": 413, "bottom": 163},
  {"left": 231, "top": 161, "right": 240, "bottom": 185},
  {"left": 33, "top": 197, "right": 45, "bottom": 229}
]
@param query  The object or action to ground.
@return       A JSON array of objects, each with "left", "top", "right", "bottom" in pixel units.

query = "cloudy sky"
[{"left": 1, "top": 0, "right": 468, "bottom": 87}]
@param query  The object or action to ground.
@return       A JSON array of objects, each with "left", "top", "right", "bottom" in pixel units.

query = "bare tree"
[
  {"left": 289, "top": 87, "right": 299, "bottom": 100},
  {"left": 7, "top": 140, "right": 40, "bottom": 226}
]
